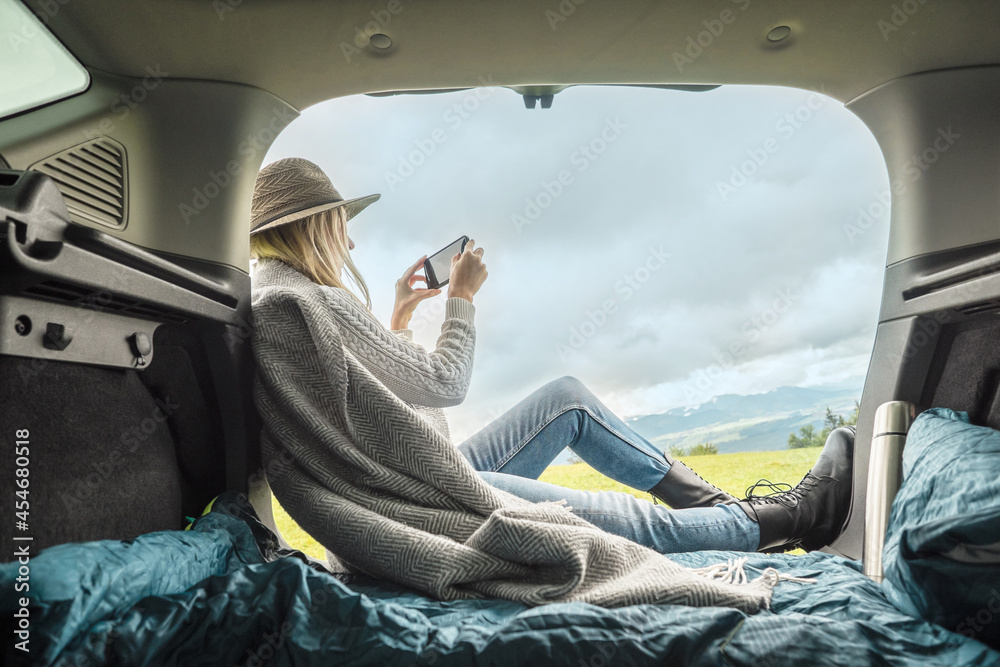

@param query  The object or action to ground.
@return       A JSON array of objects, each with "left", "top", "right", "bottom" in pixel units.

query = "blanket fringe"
[{"left": 692, "top": 557, "right": 817, "bottom": 587}]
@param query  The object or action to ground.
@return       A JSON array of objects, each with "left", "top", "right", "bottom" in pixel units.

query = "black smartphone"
[{"left": 423, "top": 235, "right": 469, "bottom": 289}]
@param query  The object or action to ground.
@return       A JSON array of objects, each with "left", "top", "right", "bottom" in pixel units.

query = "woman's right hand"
[{"left": 448, "top": 239, "right": 488, "bottom": 303}]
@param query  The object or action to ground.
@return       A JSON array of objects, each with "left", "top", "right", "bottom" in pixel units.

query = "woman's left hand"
[{"left": 390, "top": 255, "right": 441, "bottom": 330}]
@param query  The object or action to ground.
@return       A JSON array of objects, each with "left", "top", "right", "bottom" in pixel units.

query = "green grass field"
[{"left": 273, "top": 447, "right": 824, "bottom": 560}]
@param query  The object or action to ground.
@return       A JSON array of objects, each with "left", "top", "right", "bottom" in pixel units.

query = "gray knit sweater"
[
  {"left": 318, "top": 285, "right": 476, "bottom": 442},
  {"left": 250, "top": 257, "right": 778, "bottom": 610}
]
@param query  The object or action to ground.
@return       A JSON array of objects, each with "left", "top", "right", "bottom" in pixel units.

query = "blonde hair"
[{"left": 249, "top": 206, "right": 372, "bottom": 308}]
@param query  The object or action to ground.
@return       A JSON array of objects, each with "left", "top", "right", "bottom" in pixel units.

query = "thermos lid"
[{"left": 873, "top": 401, "right": 919, "bottom": 437}]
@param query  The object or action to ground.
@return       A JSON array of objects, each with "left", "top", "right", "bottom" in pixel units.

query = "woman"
[{"left": 249, "top": 157, "right": 855, "bottom": 555}]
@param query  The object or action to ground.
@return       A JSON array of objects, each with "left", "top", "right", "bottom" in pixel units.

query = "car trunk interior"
[{"left": 1, "top": 0, "right": 1000, "bottom": 563}]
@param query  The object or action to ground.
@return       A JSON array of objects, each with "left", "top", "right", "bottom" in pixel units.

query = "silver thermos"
[{"left": 863, "top": 401, "right": 918, "bottom": 582}]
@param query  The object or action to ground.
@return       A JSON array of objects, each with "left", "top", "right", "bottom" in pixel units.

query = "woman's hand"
[
  {"left": 448, "top": 239, "right": 488, "bottom": 304},
  {"left": 390, "top": 255, "right": 440, "bottom": 330}
]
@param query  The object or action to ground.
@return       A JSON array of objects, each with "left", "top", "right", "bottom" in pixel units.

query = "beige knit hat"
[{"left": 250, "top": 157, "right": 380, "bottom": 235}]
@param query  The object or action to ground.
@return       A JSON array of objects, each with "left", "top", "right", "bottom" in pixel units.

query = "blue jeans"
[{"left": 457, "top": 377, "right": 759, "bottom": 554}]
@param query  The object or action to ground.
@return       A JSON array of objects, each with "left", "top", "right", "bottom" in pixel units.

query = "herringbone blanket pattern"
[{"left": 250, "top": 258, "right": 776, "bottom": 612}]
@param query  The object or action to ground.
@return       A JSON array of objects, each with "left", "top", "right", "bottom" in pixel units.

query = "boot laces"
[
  {"left": 691, "top": 467, "right": 727, "bottom": 494},
  {"left": 651, "top": 457, "right": 729, "bottom": 506},
  {"left": 744, "top": 474, "right": 820, "bottom": 509}
]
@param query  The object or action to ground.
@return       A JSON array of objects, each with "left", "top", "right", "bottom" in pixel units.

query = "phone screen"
[{"left": 425, "top": 236, "right": 468, "bottom": 288}]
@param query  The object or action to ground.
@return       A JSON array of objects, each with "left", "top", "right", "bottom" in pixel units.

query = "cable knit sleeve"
[{"left": 319, "top": 286, "right": 476, "bottom": 408}]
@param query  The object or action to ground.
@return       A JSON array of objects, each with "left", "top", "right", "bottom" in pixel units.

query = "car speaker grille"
[{"left": 29, "top": 138, "right": 128, "bottom": 229}]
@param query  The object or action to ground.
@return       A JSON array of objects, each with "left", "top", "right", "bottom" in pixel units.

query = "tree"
[
  {"left": 688, "top": 442, "right": 718, "bottom": 456},
  {"left": 668, "top": 442, "right": 718, "bottom": 457},
  {"left": 668, "top": 444, "right": 688, "bottom": 458},
  {"left": 789, "top": 425, "right": 820, "bottom": 448},
  {"left": 788, "top": 424, "right": 822, "bottom": 449},
  {"left": 846, "top": 400, "right": 860, "bottom": 427},
  {"left": 814, "top": 406, "right": 846, "bottom": 445},
  {"left": 787, "top": 401, "right": 860, "bottom": 449},
  {"left": 824, "top": 407, "right": 846, "bottom": 432}
]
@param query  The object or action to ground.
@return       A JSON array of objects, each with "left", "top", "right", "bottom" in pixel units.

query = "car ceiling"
[{"left": 27, "top": 0, "right": 1000, "bottom": 109}]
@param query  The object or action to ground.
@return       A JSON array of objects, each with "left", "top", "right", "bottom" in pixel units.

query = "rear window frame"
[{"left": 0, "top": 0, "right": 91, "bottom": 122}]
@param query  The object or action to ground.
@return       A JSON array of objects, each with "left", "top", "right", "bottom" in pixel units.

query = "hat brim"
[{"left": 250, "top": 193, "right": 380, "bottom": 235}]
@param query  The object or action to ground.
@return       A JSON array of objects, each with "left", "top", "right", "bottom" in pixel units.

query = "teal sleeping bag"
[
  {"left": 882, "top": 407, "right": 1000, "bottom": 651},
  {"left": 2, "top": 491, "right": 997, "bottom": 666}
]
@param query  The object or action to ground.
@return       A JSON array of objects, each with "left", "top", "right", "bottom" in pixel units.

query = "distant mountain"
[{"left": 553, "top": 383, "right": 862, "bottom": 463}]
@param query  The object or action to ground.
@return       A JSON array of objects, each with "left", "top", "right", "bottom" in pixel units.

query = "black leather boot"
[
  {"left": 732, "top": 426, "right": 855, "bottom": 552},
  {"left": 650, "top": 459, "right": 737, "bottom": 509}
]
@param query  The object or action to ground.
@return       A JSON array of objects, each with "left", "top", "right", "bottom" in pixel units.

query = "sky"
[{"left": 263, "top": 84, "right": 891, "bottom": 442}]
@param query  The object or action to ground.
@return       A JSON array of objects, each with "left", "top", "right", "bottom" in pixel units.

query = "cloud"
[{"left": 263, "top": 83, "right": 890, "bottom": 443}]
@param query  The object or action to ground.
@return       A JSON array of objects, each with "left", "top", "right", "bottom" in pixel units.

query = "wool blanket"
[{"left": 250, "top": 258, "right": 777, "bottom": 612}]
